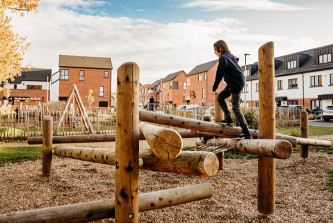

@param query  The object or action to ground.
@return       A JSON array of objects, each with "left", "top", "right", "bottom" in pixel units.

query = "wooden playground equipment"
[{"left": 1, "top": 42, "right": 332, "bottom": 222}]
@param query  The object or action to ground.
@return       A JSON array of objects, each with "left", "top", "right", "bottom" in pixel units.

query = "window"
[
  {"left": 310, "top": 100, "right": 320, "bottom": 110},
  {"left": 288, "top": 100, "right": 298, "bottom": 105},
  {"left": 80, "top": 70, "right": 84, "bottom": 81},
  {"left": 163, "top": 83, "right": 165, "bottom": 89},
  {"left": 104, "top": 71, "right": 109, "bottom": 78},
  {"left": 244, "top": 70, "right": 250, "bottom": 76},
  {"left": 288, "top": 78, "right": 298, "bottom": 89},
  {"left": 148, "top": 88, "right": 153, "bottom": 94},
  {"left": 202, "top": 88, "right": 205, "bottom": 98},
  {"left": 187, "top": 78, "right": 190, "bottom": 86},
  {"left": 256, "top": 101, "right": 259, "bottom": 107},
  {"left": 60, "top": 69, "right": 69, "bottom": 80},
  {"left": 319, "top": 54, "right": 332, "bottom": 64},
  {"left": 310, "top": 75, "right": 322, "bottom": 87},
  {"left": 256, "top": 83, "right": 259, "bottom": 92},
  {"left": 58, "top": 97, "right": 68, "bottom": 101},
  {"left": 99, "top": 101, "right": 108, "bottom": 107},
  {"left": 183, "top": 82, "right": 186, "bottom": 90},
  {"left": 183, "top": 94, "right": 186, "bottom": 101},
  {"left": 14, "top": 84, "right": 17, "bottom": 89},
  {"left": 277, "top": 80, "right": 283, "bottom": 90},
  {"left": 287, "top": 60, "right": 297, "bottom": 69},
  {"left": 204, "top": 73, "right": 207, "bottom": 80},
  {"left": 99, "top": 86, "right": 104, "bottom": 97},
  {"left": 190, "top": 90, "right": 192, "bottom": 99},
  {"left": 27, "top": 85, "right": 42, "bottom": 90},
  {"left": 330, "top": 74, "right": 333, "bottom": 85},
  {"left": 242, "top": 84, "right": 248, "bottom": 93},
  {"left": 198, "top": 75, "right": 202, "bottom": 82}
]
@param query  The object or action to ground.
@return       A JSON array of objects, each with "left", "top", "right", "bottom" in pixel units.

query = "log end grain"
[
  {"left": 199, "top": 152, "right": 219, "bottom": 177},
  {"left": 274, "top": 140, "right": 293, "bottom": 159}
]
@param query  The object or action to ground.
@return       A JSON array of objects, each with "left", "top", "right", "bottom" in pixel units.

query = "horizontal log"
[
  {"left": 53, "top": 147, "right": 219, "bottom": 177},
  {"left": 0, "top": 183, "right": 214, "bottom": 223},
  {"left": 27, "top": 130, "right": 214, "bottom": 145},
  {"left": 206, "top": 138, "right": 292, "bottom": 159},
  {"left": 139, "top": 110, "right": 332, "bottom": 147},
  {"left": 139, "top": 122, "right": 183, "bottom": 160}
]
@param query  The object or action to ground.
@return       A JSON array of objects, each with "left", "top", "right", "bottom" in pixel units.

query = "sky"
[{"left": 10, "top": 0, "right": 333, "bottom": 92}]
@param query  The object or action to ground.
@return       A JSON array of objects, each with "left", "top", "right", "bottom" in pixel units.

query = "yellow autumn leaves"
[{"left": 0, "top": 0, "right": 39, "bottom": 97}]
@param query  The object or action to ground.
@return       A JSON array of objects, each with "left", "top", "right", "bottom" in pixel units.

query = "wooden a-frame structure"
[{"left": 55, "top": 84, "right": 94, "bottom": 135}]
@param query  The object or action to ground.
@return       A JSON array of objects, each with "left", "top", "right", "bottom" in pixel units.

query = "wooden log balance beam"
[
  {"left": 205, "top": 138, "right": 292, "bottom": 159},
  {"left": 0, "top": 183, "right": 214, "bottom": 223},
  {"left": 53, "top": 146, "right": 219, "bottom": 177},
  {"left": 27, "top": 130, "right": 214, "bottom": 145},
  {"left": 139, "top": 122, "right": 183, "bottom": 160},
  {"left": 139, "top": 110, "right": 332, "bottom": 148}
]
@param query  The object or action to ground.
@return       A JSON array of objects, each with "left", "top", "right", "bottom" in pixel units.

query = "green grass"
[
  {"left": 0, "top": 146, "right": 42, "bottom": 167},
  {"left": 276, "top": 126, "right": 333, "bottom": 137}
]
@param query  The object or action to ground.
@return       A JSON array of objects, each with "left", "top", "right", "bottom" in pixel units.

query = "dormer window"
[
  {"left": 287, "top": 60, "right": 296, "bottom": 69},
  {"left": 244, "top": 69, "right": 250, "bottom": 76},
  {"left": 319, "top": 53, "right": 332, "bottom": 64}
]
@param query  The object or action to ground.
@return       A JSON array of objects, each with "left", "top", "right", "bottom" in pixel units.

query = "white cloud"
[
  {"left": 182, "top": 0, "right": 310, "bottom": 11},
  {"left": 10, "top": 0, "right": 316, "bottom": 93}
]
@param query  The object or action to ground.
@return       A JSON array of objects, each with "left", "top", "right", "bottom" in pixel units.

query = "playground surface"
[{"left": 0, "top": 137, "right": 332, "bottom": 222}]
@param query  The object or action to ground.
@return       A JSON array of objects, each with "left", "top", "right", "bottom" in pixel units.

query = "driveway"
[{"left": 309, "top": 119, "right": 333, "bottom": 127}]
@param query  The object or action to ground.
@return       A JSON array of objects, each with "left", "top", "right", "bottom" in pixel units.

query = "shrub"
[{"left": 232, "top": 108, "right": 259, "bottom": 130}]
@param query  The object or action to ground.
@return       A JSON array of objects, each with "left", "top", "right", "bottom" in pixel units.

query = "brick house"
[
  {"left": 241, "top": 44, "right": 333, "bottom": 109},
  {"left": 158, "top": 70, "right": 187, "bottom": 108},
  {"left": 185, "top": 60, "right": 225, "bottom": 106},
  {"left": 57, "top": 55, "right": 112, "bottom": 108},
  {"left": 139, "top": 82, "right": 159, "bottom": 107},
  {"left": 0, "top": 68, "right": 51, "bottom": 107}
]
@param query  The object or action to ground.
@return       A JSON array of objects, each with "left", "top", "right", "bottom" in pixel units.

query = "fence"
[
  {"left": 0, "top": 105, "right": 303, "bottom": 141},
  {"left": 0, "top": 107, "right": 116, "bottom": 141}
]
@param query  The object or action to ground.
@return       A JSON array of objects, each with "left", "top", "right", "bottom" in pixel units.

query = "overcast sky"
[{"left": 11, "top": 0, "right": 333, "bottom": 91}]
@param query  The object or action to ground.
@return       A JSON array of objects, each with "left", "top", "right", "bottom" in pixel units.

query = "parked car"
[
  {"left": 322, "top": 105, "right": 333, "bottom": 122},
  {"left": 177, "top": 104, "right": 199, "bottom": 110}
]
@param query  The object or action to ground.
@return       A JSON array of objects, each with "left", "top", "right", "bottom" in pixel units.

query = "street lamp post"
[{"left": 244, "top": 53, "right": 250, "bottom": 108}]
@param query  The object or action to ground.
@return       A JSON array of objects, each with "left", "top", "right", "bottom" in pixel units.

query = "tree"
[
  {"left": 0, "top": 0, "right": 39, "bottom": 97},
  {"left": 86, "top": 89, "right": 95, "bottom": 108}
]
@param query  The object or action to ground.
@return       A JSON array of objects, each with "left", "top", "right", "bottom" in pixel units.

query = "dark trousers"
[{"left": 217, "top": 87, "right": 250, "bottom": 133}]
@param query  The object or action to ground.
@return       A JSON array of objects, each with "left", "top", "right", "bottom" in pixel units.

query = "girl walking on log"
[{"left": 212, "top": 40, "right": 252, "bottom": 139}]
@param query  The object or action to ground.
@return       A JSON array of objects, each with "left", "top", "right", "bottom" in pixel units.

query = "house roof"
[
  {"left": 186, "top": 60, "right": 218, "bottom": 76},
  {"left": 162, "top": 70, "right": 185, "bottom": 82},
  {"left": 10, "top": 68, "right": 52, "bottom": 84},
  {"left": 59, "top": 55, "right": 113, "bottom": 69},
  {"left": 244, "top": 44, "right": 333, "bottom": 81}
]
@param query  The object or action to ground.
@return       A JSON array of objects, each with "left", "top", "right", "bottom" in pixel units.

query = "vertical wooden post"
[
  {"left": 300, "top": 111, "right": 308, "bottom": 158},
  {"left": 42, "top": 115, "right": 53, "bottom": 176},
  {"left": 214, "top": 93, "right": 223, "bottom": 122},
  {"left": 115, "top": 62, "right": 140, "bottom": 223},
  {"left": 215, "top": 93, "right": 224, "bottom": 169},
  {"left": 258, "top": 42, "right": 275, "bottom": 214}
]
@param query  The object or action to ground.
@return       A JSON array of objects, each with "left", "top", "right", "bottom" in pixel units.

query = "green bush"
[{"left": 232, "top": 108, "right": 259, "bottom": 130}]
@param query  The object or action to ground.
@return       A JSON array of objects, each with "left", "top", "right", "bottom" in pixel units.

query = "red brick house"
[
  {"left": 0, "top": 68, "right": 52, "bottom": 107},
  {"left": 158, "top": 70, "right": 187, "bottom": 108},
  {"left": 185, "top": 60, "right": 225, "bottom": 106},
  {"left": 58, "top": 55, "right": 112, "bottom": 108},
  {"left": 139, "top": 82, "right": 159, "bottom": 107}
]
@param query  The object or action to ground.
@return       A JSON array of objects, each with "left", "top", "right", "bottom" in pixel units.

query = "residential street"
[{"left": 309, "top": 119, "right": 333, "bottom": 127}]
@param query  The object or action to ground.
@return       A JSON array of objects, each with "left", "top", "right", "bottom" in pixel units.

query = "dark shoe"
[
  {"left": 234, "top": 132, "right": 252, "bottom": 139},
  {"left": 217, "top": 118, "right": 233, "bottom": 127}
]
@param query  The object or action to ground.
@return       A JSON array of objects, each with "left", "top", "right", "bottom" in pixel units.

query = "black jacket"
[{"left": 212, "top": 52, "right": 245, "bottom": 93}]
